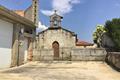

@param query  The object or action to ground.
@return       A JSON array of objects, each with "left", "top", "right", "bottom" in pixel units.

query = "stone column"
[
  {"left": 11, "top": 23, "right": 20, "bottom": 67},
  {"left": 28, "top": 39, "right": 34, "bottom": 61}
]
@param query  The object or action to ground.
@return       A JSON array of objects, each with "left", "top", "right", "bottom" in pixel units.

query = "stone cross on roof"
[{"left": 54, "top": 10, "right": 57, "bottom": 14}]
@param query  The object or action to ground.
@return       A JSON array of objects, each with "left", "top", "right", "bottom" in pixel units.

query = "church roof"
[
  {"left": 38, "top": 27, "right": 76, "bottom": 36},
  {"left": 38, "top": 11, "right": 76, "bottom": 37},
  {"left": 49, "top": 10, "right": 63, "bottom": 18},
  {"left": 76, "top": 40, "right": 93, "bottom": 46},
  {"left": 13, "top": 10, "right": 25, "bottom": 17}
]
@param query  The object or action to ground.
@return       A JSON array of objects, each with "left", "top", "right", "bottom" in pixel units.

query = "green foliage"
[
  {"left": 105, "top": 18, "right": 120, "bottom": 49},
  {"left": 93, "top": 25, "right": 106, "bottom": 47}
]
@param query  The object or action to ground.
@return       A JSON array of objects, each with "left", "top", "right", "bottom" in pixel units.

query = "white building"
[{"left": 0, "top": 5, "right": 36, "bottom": 69}]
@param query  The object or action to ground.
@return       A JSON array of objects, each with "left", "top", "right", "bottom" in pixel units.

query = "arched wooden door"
[{"left": 52, "top": 41, "right": 59, "bottom": 60}]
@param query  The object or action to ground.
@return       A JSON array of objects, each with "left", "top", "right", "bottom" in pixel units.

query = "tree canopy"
[
  {"left": 105, "top": 18, "right": 120, "bottom": 50},
  {"left": 93, "top": 25, "right": 106, "bottom": 47}
]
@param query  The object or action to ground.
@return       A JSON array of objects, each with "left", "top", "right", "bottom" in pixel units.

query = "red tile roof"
[
  {"left": 76, "top": 40, "right": 93, "bottom": 46},
  {"left": 13, "top": 10, "right": 25, "bottom": 17}
]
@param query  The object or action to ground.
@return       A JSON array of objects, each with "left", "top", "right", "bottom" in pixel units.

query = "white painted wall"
[{"left": 0, "top": 19, "right": 13, "bottom": 69}]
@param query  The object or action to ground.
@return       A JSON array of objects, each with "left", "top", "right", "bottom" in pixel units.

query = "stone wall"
[
  {"left": 38, "top": 29, "right": 76, "bottom": 49},
  {"left": 106, "top": 52, "right": 120, "bottom": 71},
  {"left": 71, "top": 48, "right": 107, "bottom": 61},
  {"left": 33, "top": 49, "right": 54, "bottom": 61},
  {"left": 33, "top": 48, "right": 107, "bottom": 61}
]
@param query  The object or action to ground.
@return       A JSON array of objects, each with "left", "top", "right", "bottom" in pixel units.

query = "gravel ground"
[{"left": 0, "top": 61, "right": 120, "bottom": 80}]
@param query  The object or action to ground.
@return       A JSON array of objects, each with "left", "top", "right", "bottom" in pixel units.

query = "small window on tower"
[
  {"left": 53, "top": 17, "right": 58, "bottom": 27},
  {"left": 54, "top": 20, "right": 57, "bottom": 26}
]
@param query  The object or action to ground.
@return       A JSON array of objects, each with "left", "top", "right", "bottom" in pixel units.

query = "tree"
[
  {"left": 105, "top": 18, "right": 120, "bottom": 50},
  {"left": 93, "top": 25, "right": 106, "bottom": 47}
]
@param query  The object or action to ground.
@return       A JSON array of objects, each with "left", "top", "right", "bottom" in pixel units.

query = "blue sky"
[{"left": 0, "top": 0, "right": 120, "bottom": 42}]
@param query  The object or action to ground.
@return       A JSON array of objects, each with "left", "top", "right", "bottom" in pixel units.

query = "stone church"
[{"left": 34, "top": 11, "right": 97, "bottom": 61}]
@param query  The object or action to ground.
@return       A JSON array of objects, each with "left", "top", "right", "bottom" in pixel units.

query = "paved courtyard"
[{"left": 0, "top": 61, "right": 120, "bottom": 80}]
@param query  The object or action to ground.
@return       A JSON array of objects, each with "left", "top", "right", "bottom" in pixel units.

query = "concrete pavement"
[{"left": 0, "top": 61, "right": 120, "bottom": 80}]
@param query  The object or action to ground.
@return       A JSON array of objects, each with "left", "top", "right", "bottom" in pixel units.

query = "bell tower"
[{"left": 50, "top": 10, "right": 63, "bottom": 27}]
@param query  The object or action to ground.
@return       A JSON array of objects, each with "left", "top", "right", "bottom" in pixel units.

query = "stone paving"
[{"left": 0, "top": 61, "right": 120, "bottom": 80}]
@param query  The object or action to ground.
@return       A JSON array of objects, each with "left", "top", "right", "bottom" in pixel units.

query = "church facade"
[
  {"left": 38, "top": 27, "right": 77, "bottom": 60},
  {"left": 38, "top": 12, "right": 77, "bottom": 49},
  {"left": 36, "top": 12, "right": 77, "bottom": 60},
  {"left": 33, "top": 12, "right": 106, "bottom": 61}
]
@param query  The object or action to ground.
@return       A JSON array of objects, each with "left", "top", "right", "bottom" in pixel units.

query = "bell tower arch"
[{"left": 50, "top": 10, "right": 63, "bottom": 27}]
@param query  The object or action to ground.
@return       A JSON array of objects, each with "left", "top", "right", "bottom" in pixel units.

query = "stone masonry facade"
[
  {"left": 33, "top": 12, "right": 107, "bottom": 62},
  {"left": 38, "top": 28, "right": 76, "bottom": 49}
]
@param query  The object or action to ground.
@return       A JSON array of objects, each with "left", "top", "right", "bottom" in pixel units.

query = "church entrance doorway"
[{"left": 52, "top": 41, "right": 59, "bottom": 60}]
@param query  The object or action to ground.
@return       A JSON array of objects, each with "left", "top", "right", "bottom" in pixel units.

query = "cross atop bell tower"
[
  {"left": 54, "top": 10, "right": 57, "bottom": 14},
  {"left": 50, "top": 10, "right": 63, "bottom": 28}
]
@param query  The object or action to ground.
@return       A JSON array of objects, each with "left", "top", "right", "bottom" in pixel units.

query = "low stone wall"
[
  {"left": 106, "top": 52, "right": 120, "bottom": 71},
  {"left": 33, "top": 48, "right": 107, "bottom": 61},
  {"left": 33, "top": 49, "right": 54, "bottom": 61},
  {"left": 71, "top": 48, "right": 107, "bottom": 61}
]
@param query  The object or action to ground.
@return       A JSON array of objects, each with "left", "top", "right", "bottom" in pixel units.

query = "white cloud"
[
  {"left": 37, "top": 21, "right": 48, "bottom": 32},
  {"left": 41, "top": 0, "right": 80, "bottom": 16},
  {"left": 41, "top": 10, "right": 54, "bottom": 16},
  {"left": 71, "top": 0, "right": 81, "bottom": 4}
]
